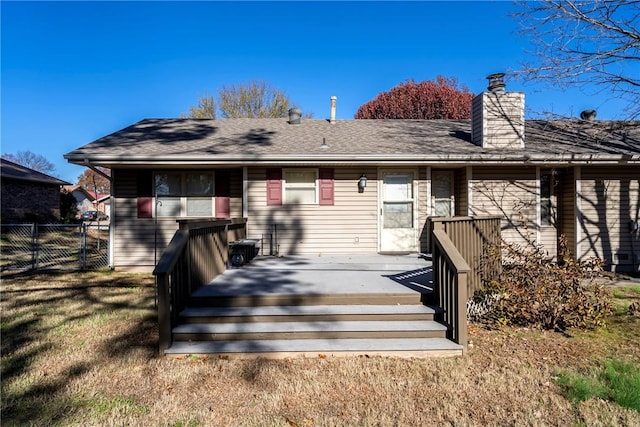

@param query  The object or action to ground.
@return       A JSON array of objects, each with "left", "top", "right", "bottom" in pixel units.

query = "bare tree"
[
  {"left": 186, "top": 80, "right": 310, "bottom": 119},
  {"left": 218, "top": 80, "right": 292, "bottom": 118},
  {"left": 188, "top": 93, "right": 216, "bottom": 119},
  {"left": 2, "top": 150, "right": 57, "bottom": 175},
  {"left": 513, "top": 1, "right": 640, "bottom": 119}
]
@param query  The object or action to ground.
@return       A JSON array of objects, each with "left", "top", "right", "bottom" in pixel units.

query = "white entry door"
[{"left": 379, "top": 169, "right": 417, "bottom": 253}]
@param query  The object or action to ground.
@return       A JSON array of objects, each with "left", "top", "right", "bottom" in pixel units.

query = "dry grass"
[{"left": 1, "top": 271, "right": 639, "bottom": 427}]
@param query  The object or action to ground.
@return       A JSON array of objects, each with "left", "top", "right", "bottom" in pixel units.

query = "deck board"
[
  {"left": 165, "top": 337, "right": 463, "bottom": 358},
  {"left": 193, "top": 254, "right": 433, "bottom": 297}
]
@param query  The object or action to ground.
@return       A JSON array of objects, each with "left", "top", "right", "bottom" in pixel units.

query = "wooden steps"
[
  {"left": 186, "top": 292, "right": 426, "bottom": 308},
  {"left": 173, "top": 320, "right": 448, "bottom": 341},
  {"left": 166, "top": 291, "right": 462, "bottom": 358},
  {"left": 179, "top": 304, "right": 438, "bottom": 323},
  {"left": 165, "top": 338, "right": 463, "bottom": 358}
]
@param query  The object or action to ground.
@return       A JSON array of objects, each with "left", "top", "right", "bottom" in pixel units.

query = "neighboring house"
[
  {"left": 62, "top": 185, "right": 111, "bottom": 218},
  {"left": 63, "top": 185, "right": 95, "bottom": 214},
  {"left": 1, "top": 158, "right": 70, "bottom": 223},
  {"left": 64, "top": 76, "right": 640, "bottom": 273},
  {"left": 96, "top": 194, "right": 111, "bottom": 218}
]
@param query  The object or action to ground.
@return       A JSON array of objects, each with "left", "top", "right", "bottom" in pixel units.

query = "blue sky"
[{"left": 1, "top": 1, "right": 632, "bottom": 183}]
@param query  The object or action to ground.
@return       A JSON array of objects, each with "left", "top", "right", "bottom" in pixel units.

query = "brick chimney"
[{"left": 471, "top": 73, "right": 525, "bottom": 149}]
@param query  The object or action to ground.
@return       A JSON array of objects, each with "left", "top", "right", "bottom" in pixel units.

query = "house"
[
  {"left": 62, "top": 184, "right": 111, "bottom": 217},
  {"left": 96, "top": 194, "right": 111, "bottom": 219},
  {"left": 64, "top": 75, "right": 640, "bottom": 273},
  {"left": 1, "top": 158, "right": 70, "bottom": 223},
  {"left": 62, "top": 184, "right": 96, "bottom": 215}
]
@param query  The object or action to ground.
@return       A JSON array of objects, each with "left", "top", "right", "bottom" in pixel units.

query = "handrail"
[
  {"left": 429, "top": 215, "right": 501, "bottom": 295},
  {"left": 153, "top": 230, "right": 189, "bottom": 276},
  {"left": 433, "top": 229, "right": 472, "bottom": 271},
  {"left": 153, "top": 230, "right": 189, "bottom": 353},
  {"left": 432, "top": 228, "right": 470, "bottom": 353},
  {"left": 152, "top": 218, "right": 248, "bottom": 354}
]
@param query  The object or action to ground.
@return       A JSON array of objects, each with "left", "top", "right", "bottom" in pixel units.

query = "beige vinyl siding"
[
  {"left": 471, "top": 96, "right": 483, "bottom": 144},
  {"left": 112, "top": 168, "right": 243, "bottom": 272},
  {"left": 247, "top": 167, "right": 379, "bottom": 256},
  {"left": 470, "top": 166, "right": 538, "bottom": 248},
  {"left": 559, "top": 167, "right": 576, "bottom": 258},
  {"left": 578, "top": 167, "right": 640, "bottom": 270},
  {"left": 228, "top": 168, "right": 243, "bottom": 216},
  {"left": 454, "top": 167, "right": 469, "bottom": 216},
  {"left": 113, "top": 200, "right": 177, "bottom": 271},
  {"left": 111, "top": 169, "right": 164, "bottom": 271},
  {"left": 418, "top": 167, "right": 430, "bottom": 253},
  {"left": 539, "top": 228, "right": 557, "bottom": 258}
]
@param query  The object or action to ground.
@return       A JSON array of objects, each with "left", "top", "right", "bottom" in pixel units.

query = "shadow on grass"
[
  {"left": 0, "top": 270, "right": 157, "bottom": 425},
  {"left": 100, "top": 317, "right": 159, "bottom": 359},
  {"left": 2, "top": 362, "right": 93, "bottom": 426},
  {"left": 1, "top": 257, "right": 434, "bottom": 425}
]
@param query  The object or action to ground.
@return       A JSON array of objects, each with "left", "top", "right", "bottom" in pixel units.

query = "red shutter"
[
  {"left": 266, "top": 168, "right": 282, "bottom": 206},
  {"left": 215, "top": 171, "right": 231, "bottom": 218},
  {"left": 215, "top": 198, "right": 230, "bottom": 218},
  {"left": 318, "top": 168, "right": 334, "bottom": 205},
  {"left": 137, "top": 197, "right": 153, "bottom": 218},
  {"left": 136, "top": 170, "right": 153, "bottom": 218}
]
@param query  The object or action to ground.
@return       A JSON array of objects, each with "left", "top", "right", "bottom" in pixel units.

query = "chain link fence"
[{"left": 1, "top": 223, "right": 110, "bottom": 271}]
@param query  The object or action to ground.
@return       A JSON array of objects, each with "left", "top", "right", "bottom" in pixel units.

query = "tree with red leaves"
[{"left": 354, "top": 76, "right": 474, "bottom": 119}]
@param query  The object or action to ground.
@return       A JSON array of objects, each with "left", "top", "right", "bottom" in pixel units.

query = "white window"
[
  {"left": 540, "top": 171, "right": 553, "bottom": 226},
  {"left": 186, "top": 172, "right": 214, "bottom": 216},
  {"left": 383, "top": 173, "right": 414, "bottom": 229},
  {"left": 432, "top": 171, "right": 454, "bottom": 217},
  {"left": 154, "top": 172, "right": 214, "bottom": 217},
  {"left": 284, "top": 169, "right": 317, "bottom": 204}
]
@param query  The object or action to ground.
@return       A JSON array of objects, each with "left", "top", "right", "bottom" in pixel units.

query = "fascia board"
[{"left": 65, "top": 153, "right": 640, "bottom": 166}]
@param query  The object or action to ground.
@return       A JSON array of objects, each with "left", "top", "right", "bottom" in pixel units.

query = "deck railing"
[
  {"left": 432, "top": 229, "right": 469, "bottom": 352},
  {"left": 428, "top": 216, "right": 501, "bottom": 296},
  {"left": 153, "top": 218, "right": 247, "bottom": 353}
]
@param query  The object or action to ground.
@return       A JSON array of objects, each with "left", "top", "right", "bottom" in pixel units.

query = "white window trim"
[
  {"left": 282, "top": 168, "right": 319, "bottom": 205},
  {"left": 539, "top": 169, "right": 553, "bottom": 227},
  {"left": 380, "top": 169, "right": 417, "bottom": 229},
  {"left": 153, "top": 171, "right": 215, "bottom": 217}
]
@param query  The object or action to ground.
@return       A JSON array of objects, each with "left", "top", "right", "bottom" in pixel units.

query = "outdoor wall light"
[{"left": 358, "top": 174, "right": 367, "bottom": 193}]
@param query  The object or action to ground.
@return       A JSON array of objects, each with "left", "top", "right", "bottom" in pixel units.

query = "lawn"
[{"left": 1, "top": 271, "right": 639, "bottom": 426}]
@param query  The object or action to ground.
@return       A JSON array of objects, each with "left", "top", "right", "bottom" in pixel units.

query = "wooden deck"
[
  {"left": 166, "top": 254, "right": 464, "bottom": 358},
  {"left": 193, "top": 254, "right": 434, "bottom": 296}
]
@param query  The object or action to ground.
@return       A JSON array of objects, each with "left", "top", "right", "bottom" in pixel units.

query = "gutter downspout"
[{"left": 83, "top": 159, "right": 112, "bottom": 181}]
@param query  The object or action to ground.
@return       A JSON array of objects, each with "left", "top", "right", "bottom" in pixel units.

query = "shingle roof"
[
  {"left": 1, "top": 158, "right": 70, "bottom": 185},
  {"left": 61, "top": 185, "right": 107, "bottom": 200},
  {"left": 64, "top": 118, "right": 640, "bottom": 166}
]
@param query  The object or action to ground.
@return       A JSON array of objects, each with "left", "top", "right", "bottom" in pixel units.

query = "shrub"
[
  {"left": 60, "top": 189, "right": 79, "bottom": 224},
  {"left": 471, "top": 235, "right": 613, "bottom": 331}
]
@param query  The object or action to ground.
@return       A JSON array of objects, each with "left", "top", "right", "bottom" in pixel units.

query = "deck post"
[
  {"left": 156, "top": 273, "right": 171, "bottom": 354},
  {"left": 432, "top": 229, "right": 471, "bottom": 353},
  {"left": 457, "top": 271, "right": 468, "bottom": 354}
]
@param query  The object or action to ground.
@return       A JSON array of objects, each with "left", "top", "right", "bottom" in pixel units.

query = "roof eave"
[
  {"left": 65, "top": 152, "right": 640, "bottom": 167},
  {"left": 3, "top": 175, "right": 71, "bottom": 186}
]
